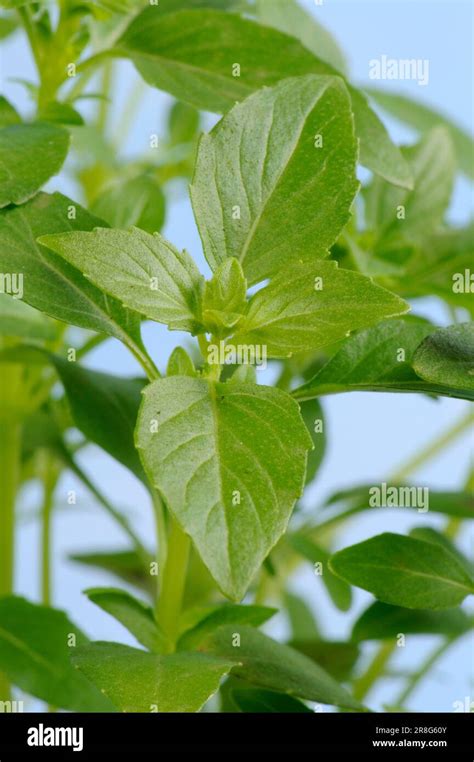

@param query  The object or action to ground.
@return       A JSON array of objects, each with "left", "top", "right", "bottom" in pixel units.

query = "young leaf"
[
  {"left": 256, "top": 0, "right": 347, "bottom": 74},
  {"left": 0, "top": 596, "right": 115, "bottom": 711},
  {"left": 0, "top": 192, "right": 143, "bottom": 347},
  {"left": 136, "top": 376, "right": 312, "bottom": 600},
  {"left": 366, "top": 127, "right": 455, "bottom": 256},
  {"left": 352, "top": 601, "right": 472, "bottom": 642},
  {"left": 366, "top": 87, "right": 474, "bottom": 179},
  {"left": 51, "top": 356, "right": 147, "bottom": 482},
  {"left": 40, "top": 227, "right": 204, "bottom": 333},
  {"left": 191, "top": 75, "right": 358, "bottom": 285},
  {"left": 284, "top": 592, "right": 320, "bottom": 640},
  {"left": 0, "top": 121, "right": 70, "bottom": 207},
  {"left": 72, "top": 642, "right": 235, "bottom": 712},
  {"left": 288, "top": 534, "right": 352, "bottom": 612},
  {"left": 167, "top": 100, "right": 200, "bottom": 146},
  {"left": 299, "top": 398, "right": 326, "bottom": 485},
  {"left": 201, "top": 259, "right": 247, "bottom": 335},
  {"left": 231, "top": 688, "right": 312, "bottom": 713},
  {"left": 85, "top": 588, "right": 166, "bottom": 652},
  {"left": 330, "top": 533, "right": 474, "bottom": 609},
  {"left": 70, "top": 549, "right": 154, "bottom": 595},
  {"left": 199, "top": 624, "right": 362, "bottom": 710},
  {"left": 413, "top": 324, "right": 474, "bottom": 396},
  {"left": 323, "top": 485, "right": 474, "bottom": 520},
  {"left": 289, "top": 640, "right": 360, "bottom": 681},
  {"left": 231, "top": 261, "right": 408, "bottom": 358},
  {"left": 167, "top": 346, "right": 196, "bottom": 377},
  {"left": 0, "top": 295, "right": 56, "bottom": 340},
  {"left": 178, "top": 604, "right": 276, "bottom": 651},
  {"left": 0, "top": 95, "right": 20, "bottom": 127},
  {"left": 39, "top": 100, "right": 84, "bottom": 126},
  {"left": 91, "top": 175, "right": 166, "bottom": 234},
  {"left": 292, "top": 318, "right": 474, "bottom": 402},
  {"left": 116, "top": 8, "right": 412, "bottom": 187}
]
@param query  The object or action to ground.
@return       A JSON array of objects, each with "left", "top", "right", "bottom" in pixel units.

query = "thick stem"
[
  {"left": 156, "top": 516, "right": 190, "bottom": 650},
  {"left": 0, "top": 418, "right": 21, "bottom": 701}
]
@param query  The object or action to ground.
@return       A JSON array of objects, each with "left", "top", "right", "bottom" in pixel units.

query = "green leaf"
[
  {"left": 409, "top": 527, "right": 473, "bottom": 579},
  {"left": 366, "top": 88, "right": 474, "bottom": 179},
  {"left": 366, "top": 127, "right": 455, "bottom": 256},
  {"left": 51, "top": 356, "right": 147, "bottom": 482},
  {"left": 0, "top": 122, "right": 69, "bottom": 207},
  {"left": 39, "top": 100, "right": 84, "bottom": 126},
  {"left": 0, "top": 596, "right": 115, "bottom": 711},
  {"left": 0, "top": 17, "right": 18, "bottom": 41},
  {"left": 72, "top": 642, "right": 234, "bottom": 712},
  {"left": 299, "top": 398, "right": 326, "bottom": 485},
  {"left": 288, "top": 534, "right": 352, "bottom": 612},
  {"left": 0, "top": 95, "right": 20, "bottom": 127},
  {"left": 167, "top": 346, "right": 196, "bottom": 377},
  {"left": 284, "top": 592, "right": 320, "bottom": 640},
  {"left": 116, "top": 8, "right": 412, "bottom": 187},
  {"left": 0, "top": 295, "right": 56, "bottom": 340},
  {"left": 231, "top": 261, "right": 408, "bottom": 358},
  {"left": 352, "top": 601, "right": 472, "bottom": 642},
  {"left": 413, "top": 324, "right": 474, "bottom": 397},
  {"left": 199, "top": 624, "right": 362, "bottom": 710},
  {"left": 231, "top": 687, "right": 312, "bottom": 713},
  {"left": 70, "top": 548, "right": 153, "bottom": 595},
  {"left": 293, "top": 318, "right": 474, "bottom": 402},
  {"left": 324, "top": 485, "right": 474, "bottom": 521},
  {"left": 85, "top": 588, "right": 166, "bottom": 652},
  {"left": 256, "top": 0, "right": 347, "bottom": 74},
  {"left": 329, "top": 532, "right": 474, "bottom": 609},
  {"left": 136, "top": 376, "right": 312, "bottom": 600},
  {"left": 167, "top": 100, "right": 200, "bottom": 146},
  {"left": 201, "top": 258, "right": 247, "bottom": 334},
  {"left": 40, "top": 227, "right": 204, "bottom": 333},
  {"left": 191, "top": 75, "right": 358, "bottom": 285},
  {"left": 178, "top": 604, "right": 276, "bottom": 650},
  {"left": 290, "top": 640, "right": 360, "bottom": 681},
  {"left": 0, "top": 192, "right": 143, "bottom": 346},
  {"left": 91, "top": 175, "right": 166, "bottom": 234}
]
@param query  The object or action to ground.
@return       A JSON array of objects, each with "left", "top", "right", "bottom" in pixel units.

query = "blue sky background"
[{"left": 1, "top": 0, "right": 472, "bottom": 712}]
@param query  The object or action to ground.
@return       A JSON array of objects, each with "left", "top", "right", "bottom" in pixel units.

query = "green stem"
[
  {"left": 389, "top": 411, "right": 473, "bottom": 484},
  {"left": 395, "top": 638, "right": 455, "bottom": 707},
  {"left": 315, "top": 410, "right": 474, "bottom": 534},
  {"left": 17, "top": 6, "right": 42, "bottom": 74},
  {"left": 97, "top": 62, "right": 113, "bottom": 133},
  {"left": 69, "top": 458, "right": 150, "bottom": 567},
  {"left": 156, "top": 516, "right": 190, "bottom": 650},
  {"left": 0, "top": 418, "right": 21, "bottom": 702},
  {"left": 0, "top": 420, "right": 21, "bottom": 596},
  {"left": 353, "top": 641, "right": 395, "bottom": 702},
  {"left": 40, "top": 456, "right": 57, "bottom": 606},
  {"left": 152, "top": 491, "right": 167, "bottom": 601},
  {"left": 125, "top": 339, "right": 161, "bottom": 382}
]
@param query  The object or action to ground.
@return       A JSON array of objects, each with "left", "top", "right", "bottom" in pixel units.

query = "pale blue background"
[{"left": 1, "top": 0, "right": 472, "bottom": 712}]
